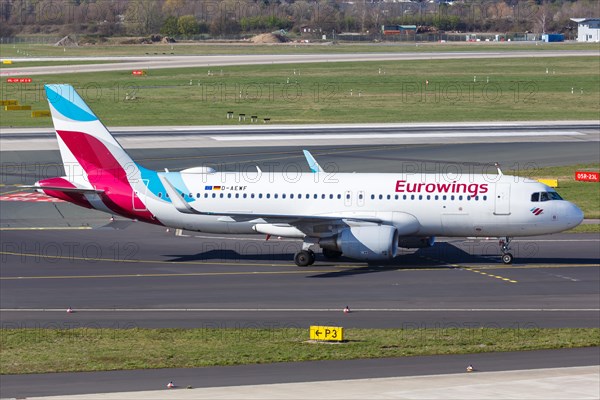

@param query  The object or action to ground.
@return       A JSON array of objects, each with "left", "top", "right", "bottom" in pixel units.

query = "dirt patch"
[{"left": 250, "top": 33, "right": 288, "bottom": 44}]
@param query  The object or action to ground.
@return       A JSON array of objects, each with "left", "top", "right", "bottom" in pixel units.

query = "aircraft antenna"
[{"left": 495, "top": 163, "right": 503, "bottom": 176}]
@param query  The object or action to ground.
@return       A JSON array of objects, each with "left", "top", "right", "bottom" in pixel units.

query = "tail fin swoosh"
[
  {"left": 44, "top": 84, "right": 157, "bottom": 223},
  {"left": 44, "top": 84, "right": 136, "bottom": 184}
]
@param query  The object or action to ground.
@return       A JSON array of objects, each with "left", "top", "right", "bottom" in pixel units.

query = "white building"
[{"left": 570, "top": 18, "right": 600, "bottom": 42}]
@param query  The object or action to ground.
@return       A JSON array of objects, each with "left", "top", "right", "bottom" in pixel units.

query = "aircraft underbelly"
[{"left": 441, "top": 213, "right": 472, "bottom": 236}]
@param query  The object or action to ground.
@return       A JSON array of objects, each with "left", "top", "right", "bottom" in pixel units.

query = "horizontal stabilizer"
[{"left": 21, "top": 185, "right": 104, "bottom": 194}]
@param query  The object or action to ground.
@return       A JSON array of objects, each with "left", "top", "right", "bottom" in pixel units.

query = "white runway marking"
[
  {"left": 2, "top": 308, "right": 599, "bottom": 312},
  {"left": 212, "top": 131, "right": 584, "bottom": 141}
]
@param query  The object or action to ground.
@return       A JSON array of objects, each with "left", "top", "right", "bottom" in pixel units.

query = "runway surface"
[
  {"left": 1, "top": 221, "right": 599, "bottom": 329},
  {"left": 1, "top": 140, "right": 599, "bottom": 330},
  {"left": 2, "top": 50, "right": 598, "bottom": 76},
  {"left": 1, "top": 348, "right": 598, "bottom": 398},
  {"left": 2, "top": 121, "right": 598, "bottom": 151}
]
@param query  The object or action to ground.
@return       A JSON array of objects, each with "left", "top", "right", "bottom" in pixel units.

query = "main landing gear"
[
  {"left": 294, "top": 239, "right": 319, "bottom": 267},
  {"left": 293, "top": 239, "right": 343, "bottom": 267},
  {"left": 294, "top": 249, "right": 315, "bottom": 267},
  {"left": 499, "top": 237, "right": 513, "bottom": 264}
]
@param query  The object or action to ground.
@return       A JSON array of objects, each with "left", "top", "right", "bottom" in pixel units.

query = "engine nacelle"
[
  {"left": 180, "top": 167, "right": 216, "bottom": 174},
  {"left": 321, "top": 225, "right": 398, "bottom": 261},
  {"left": 398, "top": 236, "right": 436, "bottom": 249}
]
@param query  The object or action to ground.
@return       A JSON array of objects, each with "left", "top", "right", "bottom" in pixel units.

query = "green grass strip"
[
  {"left": 1, "top": 328, "right": 598, "bottom": 374},
  {"left": 1, "top": 56, "right": 598, "bottom": 127}
]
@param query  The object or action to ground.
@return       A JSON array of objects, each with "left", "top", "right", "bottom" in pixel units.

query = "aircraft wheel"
[
  {"left": 322, "top": 248, "right": 343, "bottom": 259},
  {"left": 502, "top": 253, "right": 513, "bottom": 265},
  {"left": 295, "top": 250, "right": 314, "bottom": 267},
  {"left": 308, "top": 250, "right": 316, "bottom": 265}
]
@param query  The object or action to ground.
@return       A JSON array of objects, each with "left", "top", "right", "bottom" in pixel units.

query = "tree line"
[{"left": 1, "top": 0, "right": 598, "bottom": 39}]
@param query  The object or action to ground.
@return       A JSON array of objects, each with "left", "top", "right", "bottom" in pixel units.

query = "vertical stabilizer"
[{"left": 45, "top": 84, "right": 136, "bottom": 186}]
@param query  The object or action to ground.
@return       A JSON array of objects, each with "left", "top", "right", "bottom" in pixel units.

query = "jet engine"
[{"left": 320, "top": 225, "right": 398, "bottom": 260}]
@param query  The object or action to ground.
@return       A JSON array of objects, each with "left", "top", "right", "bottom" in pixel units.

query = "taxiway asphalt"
[{"left": 1, "top": 348, "right": 598, "bottom": 399}]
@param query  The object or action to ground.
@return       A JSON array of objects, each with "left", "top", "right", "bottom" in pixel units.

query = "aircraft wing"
[{"left": 160, "top": 175, "right": 382, "bottom": 236}]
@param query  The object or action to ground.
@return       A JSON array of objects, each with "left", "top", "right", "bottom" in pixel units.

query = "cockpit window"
[
  {"left": 531, "top": 193, "right": 539, "bottom": 202},
  {"left": 549, "top": 191, "right": 563, "bottom": 200},
  {"left": 531, "top": 191, "right": 564, "bottom": 202}
]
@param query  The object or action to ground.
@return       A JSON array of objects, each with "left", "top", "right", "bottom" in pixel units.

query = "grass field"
[
  {"left": 1, "top": 328, "right": 598, "bottom": 374},
  {"left": 1, "top": 56, "right": 598, "bottom": 127},
  {"left": 1, "top": 41, "right": 599, "bottom": 59}
]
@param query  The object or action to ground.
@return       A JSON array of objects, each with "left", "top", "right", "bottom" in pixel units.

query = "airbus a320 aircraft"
[{"left": 30, "top": 85, "right": 584, "bottom": 266}]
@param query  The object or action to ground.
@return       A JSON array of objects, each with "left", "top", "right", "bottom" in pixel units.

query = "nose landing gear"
[{"left": 499, "top": 237, "right": 513, "bottom": 264}]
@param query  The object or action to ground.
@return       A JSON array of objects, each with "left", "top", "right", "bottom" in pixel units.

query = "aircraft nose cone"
[{"left": 567, "top": 202, "right": 584, "bottom": 228}]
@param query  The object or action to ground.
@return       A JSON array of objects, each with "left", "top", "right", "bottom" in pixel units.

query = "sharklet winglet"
[
  {"left": 159, "top": 175, "right": 201, "bottom": 215},
  {"left": 302, "top": 150, "right": 324, "bottom": 173}
]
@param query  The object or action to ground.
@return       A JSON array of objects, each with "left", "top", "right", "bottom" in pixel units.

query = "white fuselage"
[{"left": 132, "top": 170, "right": 583, "bottom": 238}]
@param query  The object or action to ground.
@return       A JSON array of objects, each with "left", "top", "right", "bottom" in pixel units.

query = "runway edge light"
[{"left": 310, "top": 325, "right": 344, "bottom": 342}]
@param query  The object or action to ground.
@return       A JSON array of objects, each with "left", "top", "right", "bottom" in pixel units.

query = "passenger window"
[
  {"left": 227, "top": 193, "right": 232, "bottom": 198},
  {"left": 235, "top": 193, "right": 239, "bottom": 198},
  {"left": 531, "top": 193, "right": 539, "bottom": 202},
  {"left": 266, "top": 194, "right": 271, "bottom": 199}
]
